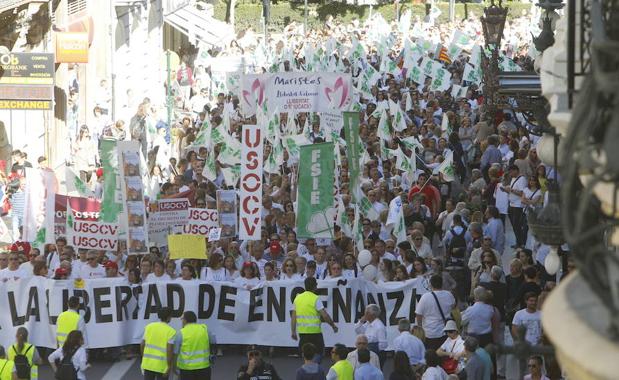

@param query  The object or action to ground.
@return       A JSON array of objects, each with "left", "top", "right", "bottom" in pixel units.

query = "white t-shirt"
[
  {"left": 416, "top": 290, "right": 456, "bottom": 338},
  {"left": 235, "top": 276, "right": 260, "bottom": 289},
  {"left": 201, "top": 267, "right": 226, "bottom": 282},
  {"left": 422, "top": 366, "right": 449, "bottom": 380},
  {"left": 48, "top": 346, "right": 88, "bottom": 380},
  {"left": 512, "top": 309, "right": 543, "bottom": 345},
  {"left": 494, "top": 183, "right": 509, "bottom": 215},
  {"left": 145, "top": 273, "right": 172, "bottom": 283},
  {"left": 19, "top": 261, "right": 34, "bottom": 276},
  {"left": 79, "top": 264, "right": 106, "bottom": 279},
  {"left": 508, "top": 176, "right": 527, "bottom": 208},
  {"left": 0, "top": 266, "right": 31, "bottom": 281}
]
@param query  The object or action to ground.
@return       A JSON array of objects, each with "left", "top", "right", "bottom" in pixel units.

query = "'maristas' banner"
[
  {"left": 241, "top": 72, "right": 353, "bottom": 114},
  {"left": 0, "top": 277, "right": 428, "bottom": 349}
]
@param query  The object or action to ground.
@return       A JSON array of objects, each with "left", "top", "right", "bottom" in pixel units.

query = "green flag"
[
  {"left": 99, "top": 139, "right": 123, "bottom": 223},
  {"left": 343, "top": 112, "right": 362, "bottom": 201},
  {"left": 296, "top": 142, "right": 336, "bottom": 239}
]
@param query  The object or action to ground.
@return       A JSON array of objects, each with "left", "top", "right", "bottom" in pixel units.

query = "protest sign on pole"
[
  {"left": 241, "top": 72, "right": 353, "bottom": 114},
  {"left": 296, "top": 142, "right": 335, "bottom": 239},
  {"left": 52, "top": 195, "right": 101, "bottom": 240},
  {"left": 22, "top": 168, "right": 57, "bottom": 245},
  {"left": 181, "top": 208, "right": 219, "bottom": 236},
  {"left": 99, "top": 139, "right": 123, "bottom": 223},
  {"left": 117, "top": 141, "right": 148, "bottom": 254},
  {"left": 343, "top": 112, "right": 361, "bottom": 201},
  {"left": 66, "top": 197, "right": 117, "bottom": 251},
  {"left": 148, "top": 198, "right": 190, "bottom": 247},
  {"left": 0, "top": 277, "right": 426, "bottom": 349},
  {"left": 239, "top": 124, "right": 263, "bottom": 240},
  {"left": 217, "top": 190, "right": 237, "bottom": 238}
]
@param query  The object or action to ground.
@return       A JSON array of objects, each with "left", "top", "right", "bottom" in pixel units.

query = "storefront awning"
[{"left": 164, "top": 5, "right": 232, "bottom": 47}]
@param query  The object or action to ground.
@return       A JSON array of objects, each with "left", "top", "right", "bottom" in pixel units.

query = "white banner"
[
  {"left": 148, "top": 198, "right": 191, "bottom": 246},
  {"left": 180, "top": 208, "right": 219, "bottom": 236},
  {"left": 0, "top": 277, "right": 429, "bottom": 349},
  {"left": 239, "top": 124, "right": 263, "bottom": 240},
  {"left": 241, "top": 72, "right": 353, "bottom": 114},
  {"left": 22, "top": 168, "right": 57, "bottom": 243}
]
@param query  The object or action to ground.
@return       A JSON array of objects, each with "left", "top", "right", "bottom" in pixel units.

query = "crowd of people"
[{"left": 0, "top": 5, "right": 568, "bottom": 380}]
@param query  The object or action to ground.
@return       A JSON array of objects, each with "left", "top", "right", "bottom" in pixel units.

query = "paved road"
[{"left": 37, "top": 351, "right": 397, "bottom": 379}]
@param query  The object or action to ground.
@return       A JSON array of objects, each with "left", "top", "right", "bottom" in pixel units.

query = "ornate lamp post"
[
  {"left": 532, "top": 0, "right": 565, "bottom": 52},
  {"left": 480, "top": 0, "right": 508, "bottom": 122}
]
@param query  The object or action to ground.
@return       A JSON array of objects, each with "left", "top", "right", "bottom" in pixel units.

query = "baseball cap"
[
  {"left": 270, "top": 241, "right": 282, "bottom": 254},
  {"left": 104, "top": 261, "right": 118, "bottom": 270}
]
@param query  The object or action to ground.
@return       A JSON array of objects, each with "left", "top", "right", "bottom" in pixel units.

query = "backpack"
[
  {"left": 448, "top": 227, "right": 467, "bottom": 259},
  {"left": 55, "top": 349, "right": 78, "bottom": 380},
  {"left": 13, "top": 344, "right": 33, "bottom": 379}
]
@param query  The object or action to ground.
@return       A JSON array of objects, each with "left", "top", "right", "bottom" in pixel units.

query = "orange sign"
[{"left": 55, "top": 32, "right": 89, "bottom": 63}]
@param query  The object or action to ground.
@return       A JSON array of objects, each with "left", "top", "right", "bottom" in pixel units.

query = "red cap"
[
  {"left": 96, "top": 168, "right": 104, "bottom": 178},
  {"left": 10, "top": 241, "right": 30, "bottom": 255},
  {"left": 104, "top": 261, "right": 118, "bottom": 270},
  {"left": 242, "top": 261, "right": 253, "bottom": 269},
  {"left": 269, "top": 241, "right": 282, "bottom": 254},
  {"left": 55, "top": 268, "right": 68, "bottom": 277}
]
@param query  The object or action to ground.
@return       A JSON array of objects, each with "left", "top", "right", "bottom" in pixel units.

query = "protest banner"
[
  {"left": 22, "top": 168, "right": 57, "bottom": 245},
  {"left": 52, "top": 195, "right": 101, "bottom": 240},
  {"left": 148, "top": 198, "right": 191, "bottom": 247},
  {"left": 217, "top": 190, "right": 237, "bottom": 238},
  {"left": 168, "top": 234, "right": 207, "bottom": 260},
  {"left": 239, "top": 124, "right": 263, "bottom": 240},
  {"left": 0, "top": 277, "right": 428, "bottom": 349},
  {"left": 118, "top": 141, "right": 148, "bottom": 254},
  {"left": 241, "top": 72, "right": 353, "bottom": 114},
  {"left": 99, "top": 139, "right": 123, "bottom": 223},
  {"left": 321, "top": 112, "right": 343, "bottom": 141},
  {"left": 296, "top": 142, "right": 335, "bottom": 239},
  {"left": 66, "top": 197, "right": 118, "bottom": 251},
  {"left": 181, "top": 208, "right": 219, "bottom": 236},
  {"left": 343, "top": 112, "right": 361, "bottom": 200}
]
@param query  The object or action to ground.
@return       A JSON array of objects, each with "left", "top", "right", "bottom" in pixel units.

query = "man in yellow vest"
[
  {"left": 327, "top": 343, "right": 353, "bottom": 380},
  {"left": 175, "top": 311, "right": 213, "bottom": 380},
  {"left": 141, "top": 307, "right": 176, "bottom": 380},
  {"left": 8, "top": 327, "right": 40, "bottom": 380},
  {"left": 56, "top": 296, "right": 84, "bottom": 347},
  {"left": 291, "top": 277, "right": 338, "bottom": 363},
  {"left": 0, "top": 345, "right": 14, "bottom": 380}
]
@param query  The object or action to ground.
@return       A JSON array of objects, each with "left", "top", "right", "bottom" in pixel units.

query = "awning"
[{"left": 164, "top": 5, "right": 232, "bottom": 47}]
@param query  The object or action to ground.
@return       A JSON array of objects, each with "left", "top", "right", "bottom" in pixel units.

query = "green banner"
[
  {"left": 99, "top": 139, "right": 123, "bottom": 223},
  {"left": 343, "top": 112, "right": 361, "bottom": 201},
  {"left": 296, "top": 142, "right": 335, "bottom": 239}
]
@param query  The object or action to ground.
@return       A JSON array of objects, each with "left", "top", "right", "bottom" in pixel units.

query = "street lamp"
[
  {"left": 480, "top": 0, "right": 508, "bottom": 122},
  {"left": 532, "top": 0, "right": 565, "bottom": 52}
]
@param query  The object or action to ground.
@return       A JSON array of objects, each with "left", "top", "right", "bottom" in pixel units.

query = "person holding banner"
[
  {"left": 141, "top": 307, "right": 176, "bottom": 380},
  {"left": 291, "top": 277, "right": 339, "bottom": 363}
]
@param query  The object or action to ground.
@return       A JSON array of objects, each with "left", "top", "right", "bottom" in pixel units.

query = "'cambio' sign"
[{"left": 239, "top": 124, "right": 263, "bottom": 240}]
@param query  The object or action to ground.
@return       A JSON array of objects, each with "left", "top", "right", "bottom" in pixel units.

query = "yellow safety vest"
[
  {"left": 0, "top": 359, "right": 14, "bottom": 380},
  {"left": 141, "top": 321, "right": 176, "bottom": 374},
  {"left": 331, "top": 359, "right": 354, "bottom": 380},
  {"left": 177, "top": 324, "right": 210, "bottom": 370},
  {"left": 56, "top": 310, "right": 80, "bottom": 347},
  {"left": 294, "top": 291, "right": 322, "bottom": 334},
  {"left": 8, "top": 343, "right": 38, "bottom": 380}
]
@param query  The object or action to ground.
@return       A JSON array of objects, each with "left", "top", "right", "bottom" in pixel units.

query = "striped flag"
[{"left": 438, "top": 45, "right": 452, "bottom": 64}]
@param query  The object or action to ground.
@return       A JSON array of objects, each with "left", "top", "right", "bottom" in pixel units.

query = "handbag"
[{"left": 441, "top": 341, "right": 459, "bottom": 374}]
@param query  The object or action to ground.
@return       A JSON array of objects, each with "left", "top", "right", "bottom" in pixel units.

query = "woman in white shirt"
[
  {"left": 49, "top": 330, "right": 89, "bottom": 380},
  {"left": 280, "top": 258, "right": 301, "bottom": 280},
  {"left": 223, "top": 255, "right": 240, "bottom": 281},
  {"left": 422, "top": 349, "right": 449, "bottom": 380},
  {"left": 436, "top": 321, "right": 466, "bottom": 373},
  {"left": 235, "top": 262, "right": 260, "bottom": 290},
  {"left": 521, "top": 176, "right": 543, "bottom": 210},
  {"left": 145, "top": 260, "right": 171, "bottom": 283},
  {"left": 323, "top": 260, "right": 344, "bottom": 280},
  {"left": 165, "top": 260, "right": 178, "bottom": 279},
  {"left": 177, "top": 263, "right": 197, "bottom": 282},
  {"left": 201, "top": 253, "right": 226, "bottom": 282},
  {"left": 342, "top": 254, "right": 359, "bottom": 279}
]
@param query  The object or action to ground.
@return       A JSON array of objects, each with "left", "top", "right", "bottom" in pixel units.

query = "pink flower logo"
[
  {"left": 242, "top": 78, "right": 265, "bottom": 106},
  {"left": 324, "top": 77, "right": 349, "bottom": 108}
]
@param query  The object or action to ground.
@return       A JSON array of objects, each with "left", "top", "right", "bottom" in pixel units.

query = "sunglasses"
[{"left": 87, "top": 258, "right": 97, "bottom": 261}]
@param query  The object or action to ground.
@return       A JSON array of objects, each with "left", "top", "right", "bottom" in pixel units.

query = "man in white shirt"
[
  {"left": 19, "top": 248, "right": 41, "bottom": 276},
  {"left": 346, "top": 335, "right": 381, "bottom": 370},
  {"left": 392, "top": 319, "right": 425, "bottom": 366},
  {"left": 462, "top": 287, "right": 496, "bottom": 347},
  {"left": 0, "top": 252, "right": 31, "bottom": 281},
  {"left": 512, "top": 292, "right": 543, "bottom": 345},
  {"left": 354, "top": 304, "right": 388, "bottom": 369},
  {"left": 416, "top": 274, "right": 456, "bottom": 350},
  {"left": 78, "top": 251, "right": 106, "bottom": 279},
  {"left": 504, "top": 164, "right": 528, "bottom": 248}
]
